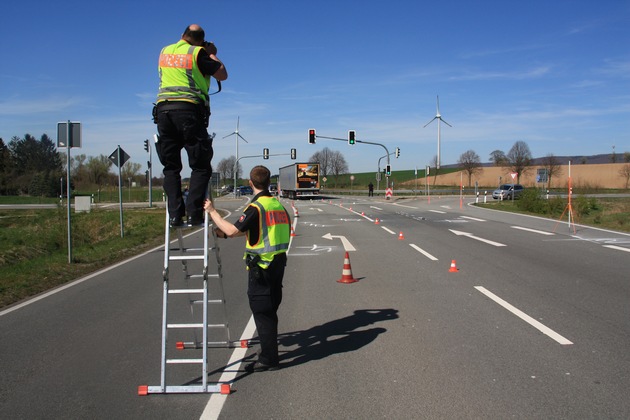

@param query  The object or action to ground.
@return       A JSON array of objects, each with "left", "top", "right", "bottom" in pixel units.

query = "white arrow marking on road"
[
  {"left": 322, "top": 233, "right": 356, "bottom": 251},
  {"left": 449, "top": 229, "right": 506, "bottom": 247},
  {"left": 510, "top": 226, "right": 555, "bottom": 236}
]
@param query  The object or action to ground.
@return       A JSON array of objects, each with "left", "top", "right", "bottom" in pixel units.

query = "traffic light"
[
  {"left": 143, "top": 139, "right": 149, "bottom": 152},
  {"left": 145, "top": 170, "right": 149, "bottom": 182},
  {"left": 385, "top": 164, "right": 391, "bottom": 176},
  {"left": 308, "top": 128, "right": 316, "bottom": 144},
  {"left": 263, "top": 148, "right": 269, "bottom": 159},
  {"left": 147, "top": 160, "right": 151, "bottom": 169},
  {"left": 395, "top": 147, "right": 400, "bottom": 158},
  {"left": 291, "top": 148, "right": 296, "bottom": 159},
  {"left": 348, "top": 130, "right": 356, "bottom": 145}
]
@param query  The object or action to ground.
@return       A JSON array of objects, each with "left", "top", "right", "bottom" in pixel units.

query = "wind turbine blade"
[
  {"left": 436, "top": 95, "right": 440, "bottom": 113},
  {"left": 423, "top": 117, "right": 437, "bottom": 128},
  {"left": 238, "top": 134, "right": 248, "bottom": 143},
  {"left": 441, "top": 118, "right": 452, "bottom": 128},
  {"left": 223, "top": 132, "right": 236, "bottom": 139}
]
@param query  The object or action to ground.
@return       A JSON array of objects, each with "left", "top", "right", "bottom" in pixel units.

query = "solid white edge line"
[
  {"left": 474, "top": 286, "right": 573, "bottom": 345},
  {"left": 200, "top": 316, "right": 257, "bottom": 420},
  {"left": 603, "top": 245, "right": 630, "bottom": 253},
  {"left": 409, "top": 244, "right": 438, "bottom": 261}
]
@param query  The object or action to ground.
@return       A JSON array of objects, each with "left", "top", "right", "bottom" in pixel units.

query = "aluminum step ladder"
[{"left": 139, "top": 196, "right": 235, "bottom": 396}]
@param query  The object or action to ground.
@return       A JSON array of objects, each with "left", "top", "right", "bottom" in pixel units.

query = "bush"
[{"left": 516, "top": 189, "right": 547, "bottom": 214}]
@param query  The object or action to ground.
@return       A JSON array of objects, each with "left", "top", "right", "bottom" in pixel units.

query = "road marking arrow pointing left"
[
  {"left": 449, "top": 229, "right": 506, "bottom": 247},
  {"left": 322, "top": 233, "right": 356, "bottom": 251}
]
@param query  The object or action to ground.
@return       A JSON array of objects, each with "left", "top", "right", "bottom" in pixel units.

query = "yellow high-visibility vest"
[
  {"left": 157, "top": 40, "right": 210, "bottom": 105},
  {"left": 245, "top": 196, "right": 290, "bottom": 268}
]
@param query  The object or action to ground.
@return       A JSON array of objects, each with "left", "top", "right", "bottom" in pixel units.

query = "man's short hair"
[
  {"left": 183, "top": 25, "right": 205, "bottom": 45},
  {"left": 250, "top": 166, "right": 271, "bottom": 190}
]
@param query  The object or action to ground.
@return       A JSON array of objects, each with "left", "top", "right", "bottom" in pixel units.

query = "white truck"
[{"left": 278, "top": 163, "right": 320, "bottom": 199}]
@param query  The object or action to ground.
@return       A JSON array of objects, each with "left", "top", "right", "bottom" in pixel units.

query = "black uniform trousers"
[
  {"left": 247, "top": 253, "right": 287, "bottom": 366},
  {"left": 155, "top": 102, "right": 213, "bottom": 221}
]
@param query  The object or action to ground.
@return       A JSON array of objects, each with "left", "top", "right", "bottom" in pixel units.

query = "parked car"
[
  {"left": 492, "top": 183, "right": 524, "bottom": 200},
  {"left": 236, "top": 185, "right": 253, "bottom": 195}
]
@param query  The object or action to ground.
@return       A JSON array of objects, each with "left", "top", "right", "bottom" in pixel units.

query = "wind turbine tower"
[
  {"left": 223, "top": 116, "right": 248, "bottom": 195},
  {"left": 423, "top": 96, "right": 452, "bottom": 170}
]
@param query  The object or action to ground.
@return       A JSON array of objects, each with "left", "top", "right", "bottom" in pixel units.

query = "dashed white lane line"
[
  {"left": 511, "top": 226, "right": 555, "bottom": 236},
  {"left": 475, "top": 286, "right": 573, "bottom": 346},
  {"left": 409, "top": 244, "right": 438, "bottom": 261}
]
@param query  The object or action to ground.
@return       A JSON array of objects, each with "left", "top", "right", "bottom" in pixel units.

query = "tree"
[
  {"left": 489, "top": 150, "right": 507, "bottom": 166},
  {"left": 457, "top": 150, "right": 483, "bottom": 187},
  {"left": 619, "top": 164, "right": 630, "bottom": 189},
  {"left": 328, "top": 150, "right": 348, "bottom": 187},
  {"left": 624, "top": 152, "right": 630, "bottom": 163},
  {"left": 506, "top": 140, "right": 533, "bottom": 183},
  {"left": 121, "top": 161, "right": 142, "bottom": 185},
  {"left": 308, "top": 148, "right": 348, "bottom": 186},
  {"left": 540, "top": 154, "right": 563, "bottom": 190},
  {"left": 7, "top": 134, "right": 63, "bottom": 196},
  {"left": 309, "top": 147, "right": 335, "bottom": 176},
  {"left": 216, "top": 156, "right": 241, "bottom": 185},
  {"left": 86, "top": 155, "right": 113, "bottom": 187}
]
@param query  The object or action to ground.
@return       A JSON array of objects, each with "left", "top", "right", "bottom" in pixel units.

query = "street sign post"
[
  {"left": 57, "top": 121, "right": 82, "bottom": 264},
  {"left": 109, "top": 146, "right": 131, "bottom": 238}
]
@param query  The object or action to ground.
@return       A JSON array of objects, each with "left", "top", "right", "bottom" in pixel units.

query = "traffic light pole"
[{"left": 316, "top": 135, "right": 392, "bottom": 187}]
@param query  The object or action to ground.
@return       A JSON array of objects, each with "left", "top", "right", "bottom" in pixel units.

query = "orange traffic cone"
[
  {"left": 337, "top": 252, "right": 358, "bottom": 284},
  {"left": 449, "top": 260, "right": 459, "bottom": 272},
  {"left": 361, "top": 211, "right": 365, "bottom": 216},
  {"left": 398, "top": 231, "right": 405, "bottom": 240},
  {"left": 290, "top": 226, "right": 296, "bottom": 237},
  {"left": 375, "top": 218, "right": 380, "bottom": 225},
  {"left": 294, "top": 208, "right": 299, "bottom": 217}
]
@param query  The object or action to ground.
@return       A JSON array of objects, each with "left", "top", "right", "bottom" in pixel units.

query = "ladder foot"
[
  {"left": 220, "top": 384, "right": 231, "bottom": 395},
  {"left": 138, "top": 385, "right": 148, "bottom": 396}
]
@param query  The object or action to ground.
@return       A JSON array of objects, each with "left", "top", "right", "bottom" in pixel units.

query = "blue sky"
[{"left": 1, "top": 0, "right": 629, "bottom": 179}]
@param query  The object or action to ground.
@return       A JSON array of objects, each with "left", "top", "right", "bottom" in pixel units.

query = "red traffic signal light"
[{"left": 308, "top": 129, "right": 316, "bottom": 144}]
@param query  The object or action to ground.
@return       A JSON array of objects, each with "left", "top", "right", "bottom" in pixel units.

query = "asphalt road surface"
[{"left": 1, "top": 195, "right": 629, "bottom": 419}]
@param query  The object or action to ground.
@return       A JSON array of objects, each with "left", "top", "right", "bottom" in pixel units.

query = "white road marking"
[
  {"left": 322, "top": 233, "right": 356, "bottom": 251},
  {"left": 200, "top": 316, "right": 257, "bottom": 420},
  {"left": 511, "top": 226, "right": 555, "bottom": 236},
  {"left": 429, "top": 210, "right": 446, "bottom": 214},
  {"left": 449, "top": 229, "right": 506, "bottom": 247},
  {"left": 381, "top": 227, "right": 396, "bottom": 235},
  {"left": 475, "top": 286, "right": 573, "bottom": 345},
  {"left": 460, "top": 216, "right": 486, "bottom": 222},
  {"left": 409, "top": 244, "right": 438, "bottom": 261},
  {"left": 603, "top": 245, "right": 630, "bottom": 253}
]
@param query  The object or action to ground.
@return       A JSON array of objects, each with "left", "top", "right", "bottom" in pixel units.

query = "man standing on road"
[
  {"left": 154, "top": 24, "right": 228, "bottom": 227},
  {"left": 204, "top": 166, "right": 291, "bottom": 372},
  {"left": 368, "top": 182, "right": 374, "bottom": 197}
]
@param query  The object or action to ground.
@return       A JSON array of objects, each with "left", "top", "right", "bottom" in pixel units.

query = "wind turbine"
[
  {"left": 222, "top": 117, "right": 248, "bottom": 195},
  {"left": 423, "top": 96, "right": 452, "bottom": 170}
]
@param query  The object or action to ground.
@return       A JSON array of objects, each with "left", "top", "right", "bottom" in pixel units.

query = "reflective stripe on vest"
[
  {"left": 157, "top": 41, "right": 210, "bottom": 105},
  {"left": 245, "top": 197, "right": 290, "bottom": 267}
]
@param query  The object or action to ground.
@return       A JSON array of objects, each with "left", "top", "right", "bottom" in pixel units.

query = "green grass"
[
  {"left": 0, "top": 207, "right": 166, "bottom": 308},
  {"left": 476, "top": 195, "right": 630, "bottom": 233}
]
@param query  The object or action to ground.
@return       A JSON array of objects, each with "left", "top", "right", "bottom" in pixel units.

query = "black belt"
[{"left": 157, "top": 101, "right": 203, "bottom": 111}]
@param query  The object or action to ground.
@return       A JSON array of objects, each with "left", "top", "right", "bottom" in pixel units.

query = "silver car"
[{"left": 492, "top": 184, "right": 524, "bottom": 200}]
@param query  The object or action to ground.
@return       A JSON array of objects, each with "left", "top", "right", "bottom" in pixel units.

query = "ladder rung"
[
  {"left": 166, "top": 358, "right": 203, "bottom": 364},
  {"left": 167, "top": 323, "right": 204, "bottom": 328},
  {"left": 167, "top": 323, "right": 227, "bottom": 329},
  {"left": 169, "top": 289, "right": 205, "bottom": 294},
  {"left": 191, "top": 299, "right": 225, "bottom": 304},
  {"left": 170, "top": 255, "right": 205, "bottom": 261}
]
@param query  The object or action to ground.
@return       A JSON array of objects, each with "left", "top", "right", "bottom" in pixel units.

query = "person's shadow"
[{"left": 275, "top": 308, "right": 399, "bottom": 368}]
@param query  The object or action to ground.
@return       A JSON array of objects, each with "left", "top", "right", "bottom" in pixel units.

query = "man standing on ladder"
[
  {"left": 154, "top": 24, "right": 228, "bottom": 227},
  {"left": 204, "top": 166, "right": 291, "bottom": 372}
]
